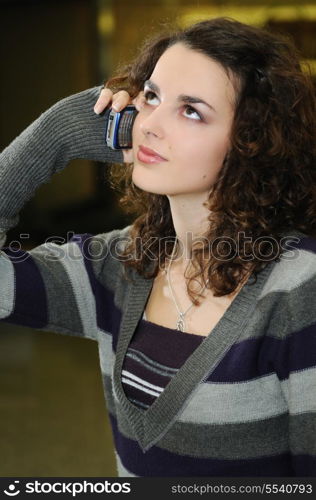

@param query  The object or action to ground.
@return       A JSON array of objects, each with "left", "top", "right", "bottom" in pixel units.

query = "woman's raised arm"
[
  {"left": 0, "top": 86, "right": 130, "bottom": 339},
  {"left": 0, "top": 86, "right": 123, "bottom": 235}
]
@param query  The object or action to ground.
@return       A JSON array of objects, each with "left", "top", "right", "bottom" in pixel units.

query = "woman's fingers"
[
  {"left": 111, "top": 90, "right": 132, "bottom": 111},
  {"left": 94, "top": 88, "right": 132, "bottom": 114},
  {"left": 93, "top": 88, "right": 114, "bottom": 114},
  {"left": 94, "top": 87, "right": 134, "bottom": 162}
]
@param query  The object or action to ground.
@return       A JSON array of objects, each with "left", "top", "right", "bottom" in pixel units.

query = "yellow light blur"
[
  {"left": 97, "top": 9, "right": 115, "bottom": 36},
  {"left": 179, "top": 5, "right": 316, "bottom": 27},
  {"left": 178, "top": 4, "right": 316, "bottom": 74},
  {"left": 302, "top": 59, "right": 316, "bottom": 75}
]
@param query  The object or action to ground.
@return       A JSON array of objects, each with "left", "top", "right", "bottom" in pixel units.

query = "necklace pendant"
[{"left": 176, "top": 317, "right": 185, "bottom": 332}]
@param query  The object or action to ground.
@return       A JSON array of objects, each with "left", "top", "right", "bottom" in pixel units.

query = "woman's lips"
[{"left": 137, "top": 145, "right": 167, "bottom": 164}]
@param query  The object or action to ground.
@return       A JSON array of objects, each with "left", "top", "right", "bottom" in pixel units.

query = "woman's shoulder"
[
  {"left": 92, "top": 224, "right": 132, "bottom": 252},
  {"left": 26, "top": 224, "right": 132, "bottom": 261},
  {"left": 257, "top": 230, "right": 316, "bottom": 341},
  {"left": 280, "top": 229, "right": 316, "bottom": 253},
  {"left": 257, "top": 230, "right": 316, "bottom": 334},
  {"left": 260, "top": 229, "right": 316, "bottom": 297},
  {"left": 92, "top": 224, "right": 133, "bottom": 277},
  {"left": 279, "top": 229, "right": 316, "bottom": 279}
]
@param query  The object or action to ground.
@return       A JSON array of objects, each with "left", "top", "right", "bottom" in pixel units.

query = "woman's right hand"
[{"left": 94, "top": 88, "right": 137, "bottom": 163}]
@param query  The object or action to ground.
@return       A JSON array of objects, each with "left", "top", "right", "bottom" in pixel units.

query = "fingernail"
[
  {"left": 112, "top": 102, "right": 119, "bottom": 111},
  {"left": 94, "top": 104, "right": 102, "bottom": 114}
]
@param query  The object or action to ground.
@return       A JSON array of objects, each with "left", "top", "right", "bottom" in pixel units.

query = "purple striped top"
[{"left": 121, "top": 312, "right": 204, "bottom": 409}]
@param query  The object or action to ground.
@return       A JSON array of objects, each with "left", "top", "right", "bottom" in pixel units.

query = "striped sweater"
[
  {"left": 121, "top": 312, "right": 204, "bottom": 410},
  {"left": 1, "top": 87, "right": 316, "bottom": 477}
]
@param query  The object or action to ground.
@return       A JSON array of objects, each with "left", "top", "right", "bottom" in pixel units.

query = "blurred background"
[{"left": 0, "top": 0, "right": 315, "bottom": 476}]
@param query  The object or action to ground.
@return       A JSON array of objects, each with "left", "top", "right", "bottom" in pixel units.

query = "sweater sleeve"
[
  {"left": 276, "top": 248, "right": 316, "bottom": 476},
  {"left": 0, "top": 233, "right": 104, "bottom": 341},
  {"left": 0, "top": 85, "right": 123, "bottom": 233},
  {"left": 0, "top": 86, "right": 125, "bottom": 340},
  {"left": 0, "top": 226, "right": 131, "bottom": 341}
]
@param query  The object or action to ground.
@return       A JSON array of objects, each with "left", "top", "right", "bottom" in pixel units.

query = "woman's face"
[{"left": 131, "top": 42, "right": 236, "bottom": 197}]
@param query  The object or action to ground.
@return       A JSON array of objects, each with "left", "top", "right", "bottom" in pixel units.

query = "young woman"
[{"left": 1, "top": 17, "right": 315, "bottom": 477}]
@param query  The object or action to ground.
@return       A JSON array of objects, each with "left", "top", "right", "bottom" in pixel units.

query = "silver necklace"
[{"left": 165, "top": 242, "right": 210, "bottom": 332}]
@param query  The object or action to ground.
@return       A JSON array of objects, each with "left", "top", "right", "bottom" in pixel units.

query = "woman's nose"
[{"left": 139, "top": 106, "right": 165, "bottom": 139}]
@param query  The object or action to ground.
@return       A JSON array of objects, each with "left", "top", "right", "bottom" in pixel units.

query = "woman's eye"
[
  {"left": 143, "top": 92, "right": 202, "bottom": 121},
  {"left": 144, "top": 91, "right": 160, "bottom": 105},
  {"left": 183, "top": 105, "right": 202, "bottom": 121}
]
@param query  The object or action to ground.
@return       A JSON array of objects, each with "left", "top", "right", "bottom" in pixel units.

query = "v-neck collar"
[{"left": 112, "top": 256, "right": 277, "bottom": 452}]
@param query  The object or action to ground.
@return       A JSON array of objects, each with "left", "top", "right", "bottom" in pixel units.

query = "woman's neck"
[{"left": 167, "top": 191, "right": 211, "bottom": 268}]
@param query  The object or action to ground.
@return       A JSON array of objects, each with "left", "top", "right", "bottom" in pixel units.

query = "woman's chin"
[
  {"left": 132, "top": 167, "right": 154, "bottom": 190},
  {"left": 132, "top": 175, "right": 165, "bottom": 195},
  {"left": 132, "top": 165, "right": 177, "bottom": 195}
]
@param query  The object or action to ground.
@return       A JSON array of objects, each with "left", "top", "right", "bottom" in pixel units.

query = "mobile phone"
[{"left": 105, "top": 105, "right": 138, "bottom": 150}]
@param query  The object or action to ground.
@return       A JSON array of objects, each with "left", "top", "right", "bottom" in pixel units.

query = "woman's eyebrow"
[{"left": 144, "top": 79, "right": 217, "bottom": 113}]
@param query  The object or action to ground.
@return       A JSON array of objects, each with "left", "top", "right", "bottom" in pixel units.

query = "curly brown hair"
[{"left": 105, "top": 17, "right": 316, "bottom": 304}]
